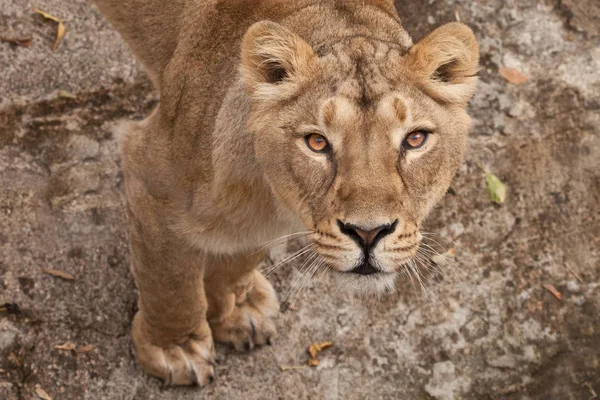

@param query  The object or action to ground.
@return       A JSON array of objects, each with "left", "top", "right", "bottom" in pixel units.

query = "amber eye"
[
  {"left": 305, "top": 133, "right": 330, "bottom": 153},
  {"left": 402, "top": 131, "right": 429, "bottom": 150}
]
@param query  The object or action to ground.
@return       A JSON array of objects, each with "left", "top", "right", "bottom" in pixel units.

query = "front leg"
[
  {"left": 127, "top": 198, "right": 215, "bottom": 386},
  {"left": 204, "top": 251, "right": 279, "bottom": 351}
]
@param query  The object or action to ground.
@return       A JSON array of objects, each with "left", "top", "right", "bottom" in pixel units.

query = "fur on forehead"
[
  {"left": 376, "top": 94, "right": 412, "bottom": 127},
  {"left": 318, "top": 97, "right": 360, "bottom": 130},
  {"left": 318, "top": 93, "right": 416, "bottom": 132}
]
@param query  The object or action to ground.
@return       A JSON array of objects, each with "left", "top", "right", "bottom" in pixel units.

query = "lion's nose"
[{"left": 337, "top": 220, "right": 398, "bottom": 250}]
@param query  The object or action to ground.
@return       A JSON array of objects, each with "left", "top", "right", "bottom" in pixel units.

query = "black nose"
[{"left": 337, "top": 220, "right": 398, "bottom": 251}]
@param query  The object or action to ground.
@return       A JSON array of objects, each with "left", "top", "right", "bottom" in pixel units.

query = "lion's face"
[{"left": 241, "top": 21, "right": 478, "bottom": 292}]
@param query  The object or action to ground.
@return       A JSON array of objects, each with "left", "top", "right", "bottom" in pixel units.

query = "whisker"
[
  {"left": 261, "top": 243, "right": 314, "bottom": 274},
  {"left": 252, "top": 231, "right": 313, "bottom": 254},
  {"left": 413, "top": 246, "right": 468, "bottom": 295},
  {"left": 420, "top": 231, "right": 467, "bottom": 253},
  {"left": 286, "top": 254, "right": 320, "bottom": 306},
  {"left": 410, "top": 259, "right": 426, "bottom": 297},
  {"left": 288, "top": 256, "right": 323, "bottom": 308},
  {"left": 420, "top": 229, "right": 463, "bottom": 243},
  {"left": 401, "top": 259, "right": 418, "bottom": 296},
  {"left": 417, "top": 244, "right": 465, "bottom": 282},
  {"left": 410, "top": 258, "right": 445, "bottom": 306},
  {"left": 420, "top": 235, "right": 453, "bottom": 255},
  {"left": 413, "top": 251, "right": 446, "bottom": 284},
  {"left": 243, "top": 244, "right": 314, "bottom": 299},
  {"left": 416, "top": 250, "right": 463, "bottom": 286},
  {"left": 317, "top": 261, "right": 329, "bottom": 281},
  {"left": 416, "top": 252, "right": 457, "bottom": 289},
  {"left": 280, "top": 252, "right": 318, "bottom": 305},
  {"left": 417, "top": 244, "right": 453, "bottom": 264}
]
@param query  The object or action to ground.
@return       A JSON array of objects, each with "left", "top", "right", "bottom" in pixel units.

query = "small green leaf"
[
  {"left": 485, "top": 173, "right": 506, "bottom": 204},
  {"left": 57, "top": 90, "right": 76, "bottom": 99}
]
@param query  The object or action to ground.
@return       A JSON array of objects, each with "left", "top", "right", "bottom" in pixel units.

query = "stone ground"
[{"left": 1, "top": 0, "right": 599, "bottom": 399}]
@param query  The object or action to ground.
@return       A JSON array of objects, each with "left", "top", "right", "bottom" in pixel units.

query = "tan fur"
[{"left": 94, "top": 0, "right": 479, "bottom": 387}]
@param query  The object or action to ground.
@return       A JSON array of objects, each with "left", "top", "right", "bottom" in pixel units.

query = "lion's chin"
[{"left": 332, "top": 271, "right": 397, "bottom": 297}]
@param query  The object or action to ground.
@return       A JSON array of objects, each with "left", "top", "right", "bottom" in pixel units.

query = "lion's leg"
[
  {"left": 127, "top": 199, "right": 215, "bottom": 386},
  {"left": 204, "top": 251, "right": 279, "bottom": 351}
]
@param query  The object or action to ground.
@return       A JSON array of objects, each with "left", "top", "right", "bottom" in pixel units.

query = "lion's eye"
[
  {"left": 402, "top": 131, "right": 429, "bottom": 150},
  {"left": 305, "top": 133, "right": 330, "bottom": 153}
]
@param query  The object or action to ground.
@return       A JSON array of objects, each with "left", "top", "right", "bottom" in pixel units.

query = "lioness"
[{"left": 94, "top": 0, "right": 478, "bottom": 386}]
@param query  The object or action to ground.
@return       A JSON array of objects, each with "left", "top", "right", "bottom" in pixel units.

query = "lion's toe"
[
  {"left": 132, "top": 314, "right": 216, "bottom": 386},
  {"left": 210, "top": 271, "right": 279, "bottom": 351}
]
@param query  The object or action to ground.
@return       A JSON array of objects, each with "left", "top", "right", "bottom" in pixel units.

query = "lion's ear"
[
  {"left": 405, "top": 22, "right": 479, "bottom": 104},
  {"left": 240, "top": 21, "right": 317, "bottom": 96}
]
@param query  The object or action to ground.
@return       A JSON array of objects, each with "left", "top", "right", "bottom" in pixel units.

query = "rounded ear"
[
  {"left": 240, "top": 21, "right": 317, "bottom": 97},
  {"left": 404, "top": 22, "right": 479, "bottom": 104}
]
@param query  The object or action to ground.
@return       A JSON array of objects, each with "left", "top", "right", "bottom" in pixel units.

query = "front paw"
[
  {"left": 132, "top": 313, "right": 216, "bottom": 386},
  {"left": 210, "top": 270, "right": 279, "bottom": 351}
]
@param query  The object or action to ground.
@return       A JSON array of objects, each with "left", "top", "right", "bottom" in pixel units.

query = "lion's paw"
[
  {"left": 132, "top": 313, "right": 216, "bottom": 386},
  {"left": 210, "top": 270, "right": 279, "bottom": 351}
]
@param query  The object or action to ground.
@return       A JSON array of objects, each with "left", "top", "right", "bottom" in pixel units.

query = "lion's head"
[{"left": 240, "top": 13, "right": 479, "bottom": 293}]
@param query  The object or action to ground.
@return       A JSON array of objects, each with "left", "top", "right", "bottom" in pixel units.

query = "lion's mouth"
[
  {"left": 345, "top": 261, "right": 393, "bottom": 276},
  {"left": 335, "top": 263, "right": 397, "bottom": 294}
]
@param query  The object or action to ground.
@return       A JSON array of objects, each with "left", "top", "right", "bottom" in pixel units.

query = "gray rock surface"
[
  {"left": 0, "top": 0, "right": 142, "bottom": 106},
  {"left": 1, "top": 0, "right": 599, "bottom": 399}
]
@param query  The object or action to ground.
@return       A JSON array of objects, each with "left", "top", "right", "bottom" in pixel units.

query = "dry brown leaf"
[
  {"left": 0, "top": 35, "right": 33, "bottom": 47},
  {"left": 543, "top": 283, "right": 562, "bottom": 301},
  {"left": 42, "top": 268, "right": 75, "bottom": 280},
  {"left": 52, "top": 21, "right": 65, "bottom": 51},
  {"left": 499, "top": 67, "right": 528, "bottom": 85},
  {"left": 76, "top": 344, "right": 96, "bottom": 354},
  {"left": 308, "top": 341, "right": 333, "bottom": 359},
  {"left": 35, "top": 385, "right": 52, "bottom": 400},
  {"left": 54, "top": 341, "right": 76, "bottom": 351},
  {"left": 0, "top": 368, "right": 5, "bottom": 373},
  {"left": 307, "top": 341, "right": 333, "bottom": 366},
  {"left": 32, "top": 7, "right": 66, "bottom": 51},
  {"left": 32, "top": 7, "right": 61, "bottom": 23},
  {"left": 564, "top": 263, "right": 584, "bottom": 283}
]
